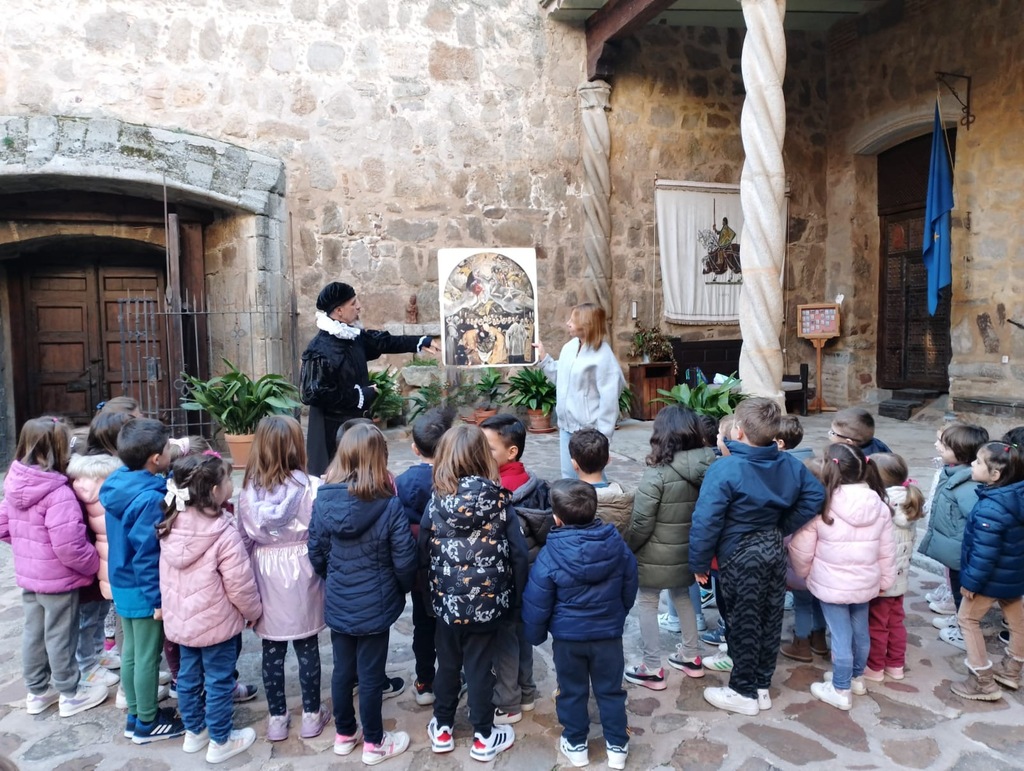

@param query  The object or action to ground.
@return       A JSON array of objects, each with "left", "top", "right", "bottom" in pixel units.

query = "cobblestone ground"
[{"left": 1, "top": 410, "right": 1023, "bottom": 769}]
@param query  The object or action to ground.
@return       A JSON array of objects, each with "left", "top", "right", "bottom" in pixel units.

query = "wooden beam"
[{"left": 585, "top": 0, "right": 678, "bottom": 80}]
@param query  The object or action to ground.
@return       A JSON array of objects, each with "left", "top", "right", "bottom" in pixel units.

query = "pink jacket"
[
  {"left": 67, "top": 452, "right": 123, "bottom": 600},
  {"left": 237, "top": 472, "right": 325, "bottom": 641},
  {"left": 788, "top": 483, "right": 897, "bottom": 605},
  {"left": 159, "top": 507, "right": 262, "bottom": 648},
  {"left": 0, "top": 461, "right": 99, "bottom": 593}
]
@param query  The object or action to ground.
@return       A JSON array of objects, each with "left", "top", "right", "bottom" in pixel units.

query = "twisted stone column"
[
  {"left": 578, "top": 80, "right": 613, "bottom": 312},
  {"left": 737, "top": 0, "right": 787, "bottom": 403}
]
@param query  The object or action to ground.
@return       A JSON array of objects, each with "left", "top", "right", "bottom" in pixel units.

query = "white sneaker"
[
  {"left": 931, "top": 614, "right": 958, "bottom": 630},
  {"left": 470, "top": 725, "right": 515, "bottom": 761},
  {"left": 362, "top": 731, "right": 410, "bottom": 766},
  {"left": 82, "top": 664, "right": 120, "bottom": 688},
  {"left": 183, "top": 728, "right": 209, "bottom": 753},
  {"left": 427, "top": 717, "right": 455, "bottom": 753},
  {"left": 925, "top": 584, "right": 952, "bottom": 604},
  {"left": 606, "top": 742, "right": 628, "bottom": 770},
  {"left": 702, "top": 644, "right": 734, "bottom": 672},
  {"left": 757, "top": 688, "right": 772, "bottom": 710},
  {"left": 940, "top": 625, "right": 967, "bottom": 651},
  {"left": 810, "top": 680, "right": 852, "bottom": 710},
  {"left": 703, "top": 686, "right": 759, "bottom": 716},
  {"left": 559, "top": 736, "right": 589, "bottom": 767},
  {"left": 116, "top": 686, "right": 127, "bottom": 710},
  {"left": 823, "top": 671, "right": 866, "bottom": 695},
  {"left": 333, "top": 727, "right": 363, "bottom": 756},
  {"left": 205, "top": 728, "right": 256, "bottom": 764},
  {"left": 929, "top": 598, "right": 957, "bottom": 615},
  {"left": 58, "top": 683, "right": 109, "bottom": 717},
  {"left": 158, "top": 670, "right": 172, "bottom": 686},
  {"left": 99, "top": 650, "right": 121, "bottom": 670},
  {"left": 26, "top": 687, "right": 60, "bottom": 715},
  {"left": 658, "top": 612, "right": 681, "bottom": 634}
]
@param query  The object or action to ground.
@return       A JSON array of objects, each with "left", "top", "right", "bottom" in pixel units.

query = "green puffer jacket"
[
  {"left": 919, "top": 464, "right": 980, "bottom": 570},
  {"left": 626, "top": 447, "right": 715, "bottom": 589}
]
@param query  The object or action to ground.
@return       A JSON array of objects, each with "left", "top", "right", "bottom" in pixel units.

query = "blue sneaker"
[
  {"left": 124, "top": 714, "right": 137, "bottom": 739},
  {"left": 132, "top": 707, "right": 185, "bottom": 744},
  {"left": 700, "top": 620, "right": 727, "bottom": 646}
]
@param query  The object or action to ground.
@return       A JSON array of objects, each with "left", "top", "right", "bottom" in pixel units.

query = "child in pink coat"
[
  {"left": 789, "top": 444, "right": 896, "bottom": 711},
  {"left": 158, "top": 453, "right": 262, "bottom": 764},
  {"left": 0, "top": 417, "right": 107, "bottom": 718}
]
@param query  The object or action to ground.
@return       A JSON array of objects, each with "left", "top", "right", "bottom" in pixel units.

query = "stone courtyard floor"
[{"left": 1, "top": 408, "right": 1023, "bottom": 769}]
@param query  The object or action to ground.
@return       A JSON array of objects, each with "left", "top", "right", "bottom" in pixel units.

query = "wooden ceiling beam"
[{"left": 585, "top": 0, "right": 678, "bottom": 80}]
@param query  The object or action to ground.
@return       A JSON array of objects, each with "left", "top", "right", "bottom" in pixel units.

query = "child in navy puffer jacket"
[
  {"left": 523, "top": 480, "right": 638, "bottom": 770},
  {"left": 0, "top": 417, "right": 105, "bottom": 718}
]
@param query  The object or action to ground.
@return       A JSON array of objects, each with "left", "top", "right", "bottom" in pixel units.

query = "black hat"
[{"left": 316, "top": 282, "right": 356, "bottom": 314}]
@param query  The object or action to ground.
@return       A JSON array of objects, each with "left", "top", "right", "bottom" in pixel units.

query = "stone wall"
[
  {"left": 602, "top": 26, "right": 830, "bottom": 372},
  {"left": 826, "top": 0, "right": 1024, "bottom": 405}
]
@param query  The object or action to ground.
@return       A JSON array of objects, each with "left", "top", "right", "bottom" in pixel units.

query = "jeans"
[
  {"left": 121, "top": 616, "right": 164, "bottom": 722},
  {"left": 178, "top": 638, "right": 238, "bottom": 743},
  {"left": 553, "top": 638, "right": 628, "bottom": 748},
  {"left": 262, "top": 635, "right": 321, "bottom": 715},
  {"left": 22, "top": 590, "right": 80, "bottom": 696},
  {"left": 77, "top": 599, "right": 110, "bottom": 673},
  {"left": 958, "top": 594, "right": 1024, "bottom": 670},
  {"left": 434, "top": 621, "right": 499, "bottom": 737},
  {"left": 638, "top": 586, "right": 699, "bottom": 668},
  {"left": 819, "top": 601, "right": 870, "bottom": 691},
  {"left": 331, "top": 629, "right": 389, "bottom": 745},
  {"left": 559, "top": 430, "right": 578, "bottom": 480},
  {"left": 867, "top": 595, "right": 906, "bottom": 672},
  {"left": 493, "top": 616, "right": 538, "bottom": 711},
  {"left": 687, "top": 583, "right": 706, "bottom": 628},
  {"left": 792, "top": 590, "right": 826, "bottom": 639}
]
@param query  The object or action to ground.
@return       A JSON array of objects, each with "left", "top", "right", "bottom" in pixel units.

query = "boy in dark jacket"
[
  {"left": 523, "top": 480, "right": 637, "bottom": 770},
  {"left": 568, "top": 428, "right": 634, "bottom": 536},
  {"left": 99, "top": 419, "right": 185, "bottom": 744},
  {"left": 479, "top": 414, "right": 550, "bottom": 723},
  {"left": 690, "top": 399, "right": 825, "bottom": 717},
  {"left": 394, "top": 408, "right": 453, "bottom": 706}
]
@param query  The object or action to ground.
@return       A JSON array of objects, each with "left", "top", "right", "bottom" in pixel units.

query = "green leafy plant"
[
  {"left": 619, "top": 386, "right": 635, "bottom": 418},
  {"left": 181, "top": 359, "right": 301, "bottom": 435},
  {"left": 368, "top": 367, "right": 405, "bottom": 423},
  {"left": 628, "top": 321, "right": 674, "bottom": 362},
  {"left": 652, "top": 375, "right": 744, "bottom": 419},
  {"left": 407, "top": 378, "right": 473, "bottom": 422},
  {"left": 408, "top": 355, "right": 439, "bottom": 367},
  {"left": 474, "top": 367, "right": 505, "bottom": 409},
  {"left": 502, "top": 368, "right": 557, "bottom": 416}
]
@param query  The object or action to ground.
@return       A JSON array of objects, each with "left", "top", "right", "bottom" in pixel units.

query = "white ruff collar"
[{"left": 316, "top": 310, "right": 362, "bottom": 340}]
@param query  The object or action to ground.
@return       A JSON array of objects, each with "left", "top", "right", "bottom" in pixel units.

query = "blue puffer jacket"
[
  {"left": 919, "top": 464, "right": 979, "bottom": 570},
  {"left": 959, "top": 481, "right": 1024, "bottom": 599},
  {"left": 308, "top": 484, "right": 417, "bottom": 636},
  {"left": 690, "top": 441, "right": 825, "bottom": 573},
  {"left": 522, "top": 520, "right": 638, "bottom": 645}
]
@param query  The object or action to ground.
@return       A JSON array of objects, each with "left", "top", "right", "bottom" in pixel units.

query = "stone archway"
[{"left": 0, "top": 115, "right": 290, "bottom": 460}]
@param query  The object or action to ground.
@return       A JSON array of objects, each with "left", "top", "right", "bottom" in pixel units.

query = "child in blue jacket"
[{"left": 523, "top": 480, "right": 638, "bottom": 770}]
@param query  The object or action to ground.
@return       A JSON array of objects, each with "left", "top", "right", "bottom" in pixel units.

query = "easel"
[{"left": 797, "top": 303, "right": 840, "bottom": 413}]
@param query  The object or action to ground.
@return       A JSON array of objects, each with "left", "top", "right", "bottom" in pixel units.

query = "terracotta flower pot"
[
  {"left": 526, "top": 409, "right": 555, "bottom": 434},
  {"left": 474, "top": 407, "right": 499, "bottom": 424},
  {"left": 223, "top": 433, "right": 255, "bottom": 470}
]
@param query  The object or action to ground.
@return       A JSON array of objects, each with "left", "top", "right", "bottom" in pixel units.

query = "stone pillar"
[
  {"left": 578, "top": 81, "right": 613, "bottom": 313},
  {"left": 737, "top": 0, "right": 787, "bottom": 403}
]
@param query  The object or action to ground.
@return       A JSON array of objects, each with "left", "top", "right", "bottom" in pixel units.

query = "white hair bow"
[{"left": 164, "top": 480, "right": 191, "bottom": 512}]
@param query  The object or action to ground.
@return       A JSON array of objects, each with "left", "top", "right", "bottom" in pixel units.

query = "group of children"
[{"left": 3, "top": 394, "right": 1024, "bottom": 768}]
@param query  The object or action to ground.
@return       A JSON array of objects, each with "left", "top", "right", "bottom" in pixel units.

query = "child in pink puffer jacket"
[
  {"left": 0, "top": 417, "right": 107, "bottom": 719},
  {"left": 158, "top": 452, "right": 262, "bottom": 764},
  {"left": 789, "top": 444, "right": 896, "bottom": 712}
]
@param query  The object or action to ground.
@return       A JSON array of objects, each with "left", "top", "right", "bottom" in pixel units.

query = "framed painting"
[{"left": 437, "top": 248, "right": 538, "bottom": 368}]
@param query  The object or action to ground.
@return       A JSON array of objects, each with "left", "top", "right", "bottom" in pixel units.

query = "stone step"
[
  {"left": 890, "top": 388, "right": 942, "bottom": 402},
  {"left": 879, "top": 399, "right": 922, "bottom": 421}
]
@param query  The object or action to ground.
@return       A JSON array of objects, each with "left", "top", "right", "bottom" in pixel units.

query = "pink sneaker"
[
  {"left": 862, "top": 667, "right": 885, "bottom": 682},
  {"left": 884, "top": 666, "right": 905, "bottom": 680},
  {"left": 300, "top": 705, "right": 330, "bottom": 739}
]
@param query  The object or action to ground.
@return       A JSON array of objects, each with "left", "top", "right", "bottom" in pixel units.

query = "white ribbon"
[{"left": 164, "top": 480, "right": 191, "bottom": 512}]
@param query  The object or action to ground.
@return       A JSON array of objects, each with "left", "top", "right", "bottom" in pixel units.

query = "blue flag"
[{"left": 922, "top": 103, "right": 953, "bottom": 316}]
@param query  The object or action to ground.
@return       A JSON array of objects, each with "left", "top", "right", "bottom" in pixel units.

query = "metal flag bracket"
[{"left": 935, "top": 71, "right": 975, "bottom": 130}]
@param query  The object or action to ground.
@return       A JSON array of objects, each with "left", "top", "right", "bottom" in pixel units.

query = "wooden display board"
[{"left": 796, "top": 303, "right": 841, "bottom": 412}]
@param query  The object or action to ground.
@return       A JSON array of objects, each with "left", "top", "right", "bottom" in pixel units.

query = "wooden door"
[{"left": 20, "top": 264, "right": 167, "bottom": 425}]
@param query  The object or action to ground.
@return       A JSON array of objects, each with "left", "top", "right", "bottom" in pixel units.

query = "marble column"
[
  {"left": 578, "top": 80, "right": 613, "bottom": 313},
  {"left": 737, "top": 0, "right": 787, "bottom": 404}
]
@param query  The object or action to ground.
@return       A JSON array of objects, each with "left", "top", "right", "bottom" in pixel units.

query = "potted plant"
[
  {"left": 618, "top": 386, "right": 635, "bottom": 426},
  {"left": 407, "top": 377, "right": 473, "bottom": 422},
  {"left": 629, "top": 321, "right": 674, "bottom": 363},
  {"left": 181, "top": 358, "right": 301, "bottom": 468},
  {"left": 652, "top": 374, "right": 744, "bottom": 420},
  {"left": 472, "top": 367, "right": 505, "bottom": 423},
  {"left": 502, "top": 367, "right": 557, "bottom": 433},
  {"left": 368, "top": 367, "right": 405, "bottom": 426}
]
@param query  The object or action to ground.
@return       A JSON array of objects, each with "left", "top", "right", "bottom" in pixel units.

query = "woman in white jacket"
[{"left": 535, "top": 303, "right": 625, "bottom": 479}]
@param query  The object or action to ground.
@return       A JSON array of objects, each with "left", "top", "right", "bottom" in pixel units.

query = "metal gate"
[{"left": 117, "top": 291, "right": 297, "bottom": 438}]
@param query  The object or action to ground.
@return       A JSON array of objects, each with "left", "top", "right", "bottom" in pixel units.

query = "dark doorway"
[
  {"left": 876, "top": 131, "right": 954, "bottom": 391},
  {"left": 8, "top": 239, "right": 167, "bottom": 426}
]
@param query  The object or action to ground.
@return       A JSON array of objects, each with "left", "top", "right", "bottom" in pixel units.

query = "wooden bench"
[{"left": 669, "top": 338, "right": 810, "bottom": 416}]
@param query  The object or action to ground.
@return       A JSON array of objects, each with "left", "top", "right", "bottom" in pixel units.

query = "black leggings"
[{"left": 262, "top": 635, "right": 321, "bottom": 716}]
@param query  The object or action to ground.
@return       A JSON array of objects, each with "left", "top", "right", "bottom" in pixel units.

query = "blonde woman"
[{"left": 535, "top": 303, "right": 625, "bottom": 479}]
